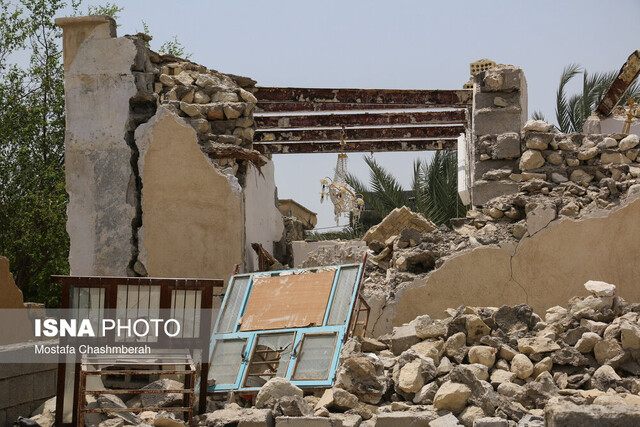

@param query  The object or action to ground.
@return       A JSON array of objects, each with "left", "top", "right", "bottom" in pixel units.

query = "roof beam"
[
  {"left": 596, "top": 50, "right": 640, "bottom": 116},
  {"left": 255, "top": 125, "right": 464, "bottom": 142},
  {"left": 254, "top": 139, "right": 457, "bottom": 154},
  {"left": 255, "top": 87, "right": 472, "bottom": 106},
  {"left": 255, "top": 110, "right": 467, "bottom": 129}
]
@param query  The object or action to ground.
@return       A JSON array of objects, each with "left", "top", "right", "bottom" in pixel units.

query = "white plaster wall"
[
  {"left": 600, "top": 117, "right": 640, "bottom": 136},
  {"left": 243, "top": 160, "right": 285, "bottom": 271},
  {"left": 64, "top": 25, "right": 138, "bottom": 276}
]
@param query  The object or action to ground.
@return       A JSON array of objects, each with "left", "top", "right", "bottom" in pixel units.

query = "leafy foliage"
[
  {"left": 140, "top": 20, "right": 192, "bottom": 59},
  {"left": 555, "top": 64, "right": 640, "bottom": 133},
  {"left": 0, "top": 0, "right": 75, "bottom": 306},
  {"left": 346, "top": 151, "right": 467, "bottom": 229},
  {"left": 87, "top": 2, "right": 123, "bottom": 20}
]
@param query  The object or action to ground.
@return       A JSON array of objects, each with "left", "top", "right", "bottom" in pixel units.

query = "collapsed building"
[{"left": 2, "top": 13, "right": 640, "bottom": 427}]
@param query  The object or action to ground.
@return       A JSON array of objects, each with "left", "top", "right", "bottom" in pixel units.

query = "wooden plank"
[
  {"left": 255, "top": 87, "right": 472, "bottom": 107},
  {"left": 255, "top": 110, "right": 466, "bottom": 129},
  {"left": 255, "top": 125, "right": 464, "bottom": 142},
  {"left": 240, "top": 271, "right": 336, "bottom": 331},
  {"left": 256, "top": 102, "right": 469, "bottom": 113},
  {"left": 254, "top": 138, "right": 457, "bottom": 154},
  {"left": 596, "top": 50, "right": 640, "bottom": 116}
]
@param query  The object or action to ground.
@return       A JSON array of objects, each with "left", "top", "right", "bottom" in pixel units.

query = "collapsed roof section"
[{"left": 208, "top": 260, "right": 368, "bottom": 392}]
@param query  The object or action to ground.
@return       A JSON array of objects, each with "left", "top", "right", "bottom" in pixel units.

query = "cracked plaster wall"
[
  {"left": 59, "top": 16, "right": 284, "bottom": 284},
  {"left": 135, "top": 107, "right": 244, "bottom": 283},
  {"left": 59, "top": 16, "right": 138, "bottom": 276},
  {"left": 369, "top": 197, "right": 640, "bottom": 337}
]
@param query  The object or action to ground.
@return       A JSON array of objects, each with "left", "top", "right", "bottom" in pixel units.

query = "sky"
[{"left": 62, "top": 0, "right": 640, "bottom": 229}]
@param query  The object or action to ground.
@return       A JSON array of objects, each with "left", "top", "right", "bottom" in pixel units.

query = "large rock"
[
  {"left": 591, "top": 365, "right": 621, "bottom": 391},
  {"left": 493, "top": 305, "right": 533, "bottom": 335},
  {"left": 255, "top": 378, "right": 303, "bottom": 409},
  {"left": 621, "top": 322, "right": 640, "bottom": 350},
  {"left": 140, "top": 379, "right": 183, "bottom": 408},
  {"left": 201, "top": 407, "right": 274, "bottom": 426},
  {"left": 335, "top": 356, "right": 386, "bottom": 404},
  {"left": 574, "top": 332, "right": 601, "bottom": 353},
  {"left": 593, "top": 338, "right": 623, "bottom": 364},
  {"left": 467, "top": 346, "right": 497, "bottom": 368},
  {"left": 391, "top": 324, "right": 420, "bottom": 355},
  {"left": 545, "top": 400, "right": 640, "bottom": 426},
  {"left": 517, "top": 337, "right": 561, "bottom": 354},
  {"left": 315, "top": 388, "right": 359, "bottom": 412},
  {"left": 374, "top": 410, "right": 438, "bottom": 426},
  {"left": 433, "top": 381, "right": 472, "bottom": 414},
  {"left": 619, "top": 134, "right": 639, "bottom": 151},
  {"left": 583, "top": 280, "right": 616, "bottom": 297},
  {"left": 523, "top": 120, "right": 554, "bottom": 132},
  {"left": 397, "top": 358, "right": 428, "bottom": 394},
  {"left": 362, "top": 206, "right": 436, "bottom": 245},
  {"left": 444, "top": 332, "right": 468, "bottom": 363},
  {"left": 519, "top": 150, "right": 545, "bottom": 170},
  {"left": 510, "top": 354, "right": 534, "bottom": 379}
]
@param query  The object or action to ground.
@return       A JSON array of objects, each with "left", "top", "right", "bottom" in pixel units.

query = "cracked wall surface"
[
  {"left": 368, "top": 184, "right": 640, "bottom": 337},
  {"left": 135, "top": 107, "right": 244, "bottom": 282},
  {"left": 59, "top": 16, "right": 138, "bottom": 276},
  {"left": 58, "top": 16, "right": 284, "bottom": 283}
]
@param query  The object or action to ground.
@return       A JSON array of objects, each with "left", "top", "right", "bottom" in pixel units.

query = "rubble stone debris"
[
  {"left": 193, "top": 279, "right": 640, "bottom": 426},
  {"left": 363, "top": 206, "right": 437, "bottom": 245}
]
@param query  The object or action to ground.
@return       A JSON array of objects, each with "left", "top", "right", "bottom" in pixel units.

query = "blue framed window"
[{"left": 208, "top": 263, "right": 363, "bottom": 392}]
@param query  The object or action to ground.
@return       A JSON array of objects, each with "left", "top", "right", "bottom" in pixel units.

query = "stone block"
[
  {"left": 391, "top": 324, "right": 420, "bottom": 355},
  {"left": 477, "top": 67, "right": 524, "bottom": 93},
  {"left": 545, "top": 401, "right": 640, "bottom": 426},
  {"left": 473, "top": 159, "right": 517, "bottom": 182},
  {"left": 491, "top": 132, "right": 520, "bottom": 159},
  {"left": 473, "top": 92, "right": 521, "bottom": 110},
  {"left": 472, "top": 180, "right": 520, "bottom": 206},
  {"left": 374, "top": 411, "right": 437, "bottom": 426},
  {"left": 276, "top": 416, "right": 341, "bottom": 426},
  {"left": 474, "top": 107, "right": 523, "bottom": 135}
]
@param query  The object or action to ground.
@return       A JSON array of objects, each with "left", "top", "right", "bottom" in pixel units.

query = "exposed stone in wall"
[{"left": 471, "top": 65, "right": 528, "bottom": 205}]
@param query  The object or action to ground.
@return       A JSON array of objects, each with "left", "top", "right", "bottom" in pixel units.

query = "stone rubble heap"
[
  {"left": 198, "top": 279, "right": 640, "bottom": 426},
  {"left": 28, "top": 379, "right": 188, "bottom": 427}
]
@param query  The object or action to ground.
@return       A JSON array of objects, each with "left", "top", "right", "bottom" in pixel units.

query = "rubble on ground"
[{"left": 196, "top": 280, "right": 640, "bottom": 426}]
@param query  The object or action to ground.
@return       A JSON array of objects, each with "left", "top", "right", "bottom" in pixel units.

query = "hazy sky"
[{"left": 65, "top": 0, "right": 640, "bottom": 229}]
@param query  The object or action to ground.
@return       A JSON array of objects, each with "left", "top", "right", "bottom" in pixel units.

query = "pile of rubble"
[
  {"left": 198, "top": 279, "right": 640, "bottom": 426},
  {"left": 27, "top": 379, "right": 188, "bottom": 427}
]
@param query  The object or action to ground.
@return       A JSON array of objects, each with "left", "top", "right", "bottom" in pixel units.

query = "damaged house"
[{"left": 2, "top": 11, "right": 640, "bottom": 427}]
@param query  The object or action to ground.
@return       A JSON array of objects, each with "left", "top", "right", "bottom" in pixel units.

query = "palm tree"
[
  {"left": 533, "top": 64, "right": 640, "bottom": 132},
  {"left": 345, "top": 151, "right": 467, "bottom": 228}
]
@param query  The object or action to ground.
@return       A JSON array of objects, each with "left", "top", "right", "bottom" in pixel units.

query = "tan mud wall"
[
  {"left": 370, "top": 197, "right": 640, "bottom": 336},
  {"left": 137, "top": 108, "right": 243, "bottom": 284}
]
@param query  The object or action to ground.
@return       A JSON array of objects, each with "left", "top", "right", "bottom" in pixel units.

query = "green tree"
[
  {"left": 0, "top": 0, "right": 74, "bottom": 306},
  {"left": 534, "top": 64, "right": 640, "bottom": 132},
  {"left": 346, "top": 151, "right": 467, "bottom": 228}
]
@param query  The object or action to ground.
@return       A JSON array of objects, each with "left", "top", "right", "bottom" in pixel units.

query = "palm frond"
[
  {"left": 531, "top": 110, "right": 546, "bottom": 121},
  {"left": 556, "top": 63, "right": 582, "bottom": 133},
  {"left": 363, "top": 155, "right": 409, "bottom": 217}
]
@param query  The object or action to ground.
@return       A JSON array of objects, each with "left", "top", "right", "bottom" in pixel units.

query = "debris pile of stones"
[
  {"left": 198, "top": 279, "right": 640, "bottom": 426},
  {"left": 28, "top": 379, "right": 188, "bottom": 427}
]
